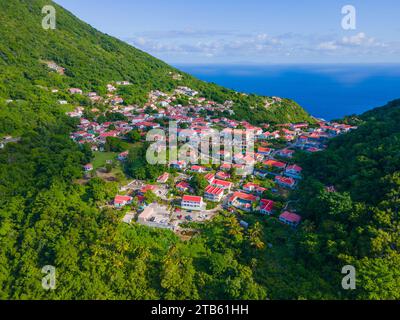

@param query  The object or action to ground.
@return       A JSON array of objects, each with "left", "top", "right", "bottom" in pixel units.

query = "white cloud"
[
  {"left": 125, "top": 32, "right": 283, "bottom": 57},
  {"left": 123, "top": 30, "right": 397, "bottom": 63},
  {"left": 317, "top": 32, "right": 386, "bottom": 51},
  {"left": 317, "top": 41, "right": 338, "bottom": 51}
]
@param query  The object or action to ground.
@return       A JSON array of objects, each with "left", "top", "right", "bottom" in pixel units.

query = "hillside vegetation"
[
  {"left": 0, "top": 0, "right": 312, "bottom": 138},
  {"left": 295, "top": 99, "right": 400, "bottom": 299},
  {"left": 1, "top": 0, "right": 397, "bottom": 300}
]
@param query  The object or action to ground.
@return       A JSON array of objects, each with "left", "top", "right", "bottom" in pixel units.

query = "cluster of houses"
[{"left": 65, "top": 83, "right": 357, "bottom": 230}]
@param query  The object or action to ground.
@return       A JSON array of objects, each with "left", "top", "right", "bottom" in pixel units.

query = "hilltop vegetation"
[{"left": 295, "top": 99, "right": 400, "bottom": 299}]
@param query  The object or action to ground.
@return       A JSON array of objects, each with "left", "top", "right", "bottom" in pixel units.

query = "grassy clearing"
[{"left": 92, "top": 151, "right": 117, "bottom": 170}]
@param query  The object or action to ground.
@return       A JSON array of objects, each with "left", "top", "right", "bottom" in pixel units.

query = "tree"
[
  {"left": 248, "top": 222, "right": 265, "bottom": 250},
  {"left": 126, "top": 130, "right": 141, "bottom": 143},
  {"left": 144, "top": 190, "right": 157, "bottom": 204},
  {"left": 160, "top": 245, "right": 199, "bottom": 299},
  {"left": 190, "top": 174, "right": 208, "bottom": 195}
]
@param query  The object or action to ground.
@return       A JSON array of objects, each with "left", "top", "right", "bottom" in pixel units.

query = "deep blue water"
[{"left": 176, "top": 64, "right": 400, "bottom": 120}]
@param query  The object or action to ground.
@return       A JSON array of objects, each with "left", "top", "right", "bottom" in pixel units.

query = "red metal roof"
[
  {"left": 182, "top": 195, "right": 203, "bottom": 203},
  {"left": 205, "top": 185, "right": 224, "bottom": 196},
  {"left": 280, "top": 211, "right": 301, "bottom": 223}
]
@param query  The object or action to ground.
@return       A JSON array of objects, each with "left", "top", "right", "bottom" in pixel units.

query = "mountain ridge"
[{"left": 0, "top": 0, "right": 313, "bottom": 137}]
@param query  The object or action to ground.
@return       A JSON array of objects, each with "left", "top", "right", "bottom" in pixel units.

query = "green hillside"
[
  {"left": 295, "top": 99, "right": 400, "bottom": 299},
  {"left": 0, "top": 0, "right": 312, "bottom": 138},
  {"left": 3, "top": 0, "right": 397, "bottom": 301},
  {"left": 0, "top": 0, "right": 313, "bottom": 300}
]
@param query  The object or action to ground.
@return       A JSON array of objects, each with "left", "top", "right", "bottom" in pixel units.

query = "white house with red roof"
[
  {"left": 191, "top": 165, "right": 207, "bottom": 173},
  {"left": 277, "top": 149, "right": 295, "bottom": 158},
  {"left": 260, "top": 199, "right": 275, "bottom": 215},
  {"left": 69, "top": 88, "right": 83, "bottom": 95},
  {"left": 204, "top": 185, "right": 224, "bottom": 202},
  {"left": 157, "top": 172, "right": 170, "bottom": 184},
  {"left": 114, "top": 195, "right": 133, "bottom": 208},
  {"left": 258, "top": 147, "right": 273, "bottom": 156},
  {"left": 228, "top": 192, "right": 258, "bottom": 212},
  {"left": 204, "top": 173, "right": 215, "bottom": 183},
  {"left": 211, "top": 179, "right": 233, "bottom": 192},
  {"left": 216, "top": 171, "right": 231, "bottom": 180},
  {"left": 118, "top": 151, "right": 129, "bottom": 161},
  {"left": 264, "top": 160, "right": 287, "bottom": 170},
  {"left": 170, "top": 160, "right": 187, "bottom": 170},
  {"left": 139, "top": 185, "right": 157, "bottom": 195},
  {"left": 285, "top": 164, "right": 303, "bottom": 179},
  {"left": 243, "top": 182, "right": 267, "bottom": 195},
  {"left": 220, "top": 163, "right": 232, "bottom": 171},
  {"left": 181, "top": 195, "right": 205, "bottom": 211},
  {"left": 275, "top": 176, "right": 296, "bottom": 189},
  {"left": 176, "top": 181, "right": 190, "bottom": 192},
  {"left": 279, "top": 211, "right": 301, "bottom": 227},
  {"left": 83, "top": 163, "right": 93, "bottom": 172}
]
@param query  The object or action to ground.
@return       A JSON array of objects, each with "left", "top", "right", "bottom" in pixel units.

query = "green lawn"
[{"left": 92, "top": 151, "right": 117, "bottom": 170}]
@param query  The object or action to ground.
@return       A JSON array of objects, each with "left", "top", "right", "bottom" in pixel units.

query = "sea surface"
[{"left": 176, "top": 64, "right": 400, "bottom": 120}]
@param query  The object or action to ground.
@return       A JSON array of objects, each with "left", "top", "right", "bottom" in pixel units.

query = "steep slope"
[
  {"left": 0, "top": 0, "right": 313, "bottom": 137},
  {"left": 295, "top": 99, "right": 400, "bottom": 299}
]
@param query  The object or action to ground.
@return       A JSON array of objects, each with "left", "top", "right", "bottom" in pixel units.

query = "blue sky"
[{"left": 55, "top": 0, "right": 400, "bottom": 64}]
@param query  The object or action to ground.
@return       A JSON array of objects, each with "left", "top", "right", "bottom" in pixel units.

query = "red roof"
[
  {"left": 280, "top": 211, "right": 301, "bottom": 223},
  {"left": 140, "top": 185, "right": 156, "bottom": 193},
  {"left": 229, "top": 192, "right": 257, "bottom": 203},
  {"left": 243, "top": 182, "right": 259, "bottom": 189},
  {"left": 119, "top": 151, "right": 129, "bottom": 157},
  {"left": 276, "top": 176, "right": 295, "bottom": 186},
  {"left": 136, "top": 121, "right": 158, "bottom": 127},
  {"left": 216, "top": 171, "right": 230, "bottom": 180},
  {"left": 260, "top": 199, "right": 274, "bottom": 212},
  {"left": 176, "top": 181, "right": 190, "bottom": 189},
  {"left": 182, "top": 195, "right": 203, "bottom": 203},
  {"left": 100, "top": 131, "right": 118, "bottom": 138},
  {"left": 114, "top": 195, "right": 133, "bottom": 204},
  {"left": 204, "top": 173, "right": 215, "bottom": 181},
  {"left": 212, "top": 179, "right": 233, "bottom": 188},
  {"left": 205, "top": 185, "right": 224, "bottom": 196},
  {"left": 279, "top": 149, "right": 294, "bottom": 155},
  {"left": 191, "top": 165, "right": 205, "bottom": 171},
  {"left": 286, "top": 164, "right": 303, "bottom": 173},
  {"left": 258, "top": 147, "right": 272, "bottom": 153},
  {"left": 157, "top": 173, "right": 169, "bottom": 182},
  {"left": 221, "top": 163, "right": 232, "bottom": 169},
  {"left": 264, "top": 160, "right": 286, "bottom": 168}
]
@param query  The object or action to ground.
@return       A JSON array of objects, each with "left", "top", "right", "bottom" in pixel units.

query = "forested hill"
[
  {"left": 0, "top": 0, "right": 312, "bottom": 134},
  {"left": 295, "top": 99, "right": 400, "bottom": 299}
]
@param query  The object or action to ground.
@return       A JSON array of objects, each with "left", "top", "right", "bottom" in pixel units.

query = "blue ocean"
[{"left": 176, "top": 64, "right": 400, "bottom": 120}]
